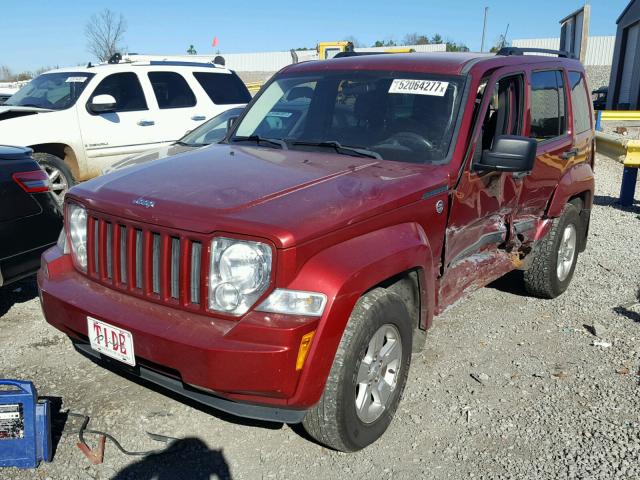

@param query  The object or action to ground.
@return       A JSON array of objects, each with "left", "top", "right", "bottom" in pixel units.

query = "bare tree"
[{"left": 85, "top": 9, "right": 127, "bottom": 62}]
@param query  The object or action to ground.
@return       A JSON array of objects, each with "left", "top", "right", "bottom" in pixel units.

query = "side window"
[
  {"left": 568, "top": 72, "right": 592, "bottom": 134},
  {"left": 529, "top": 70, "right": 567, "bottom": 141},
  {"left": 477, "top": 75, "right": 524, "bottom": 154},
  {"left": 148, "top": 72, "right": 196, "bottom": 109},
  {"left": 193, "top": 72, "right": 252, "bottom": 105},
  {"left": 91, "top": 72, "right": 147, "bottom": 112}
]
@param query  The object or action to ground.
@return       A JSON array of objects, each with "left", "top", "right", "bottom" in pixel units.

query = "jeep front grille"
[{"left": 86, "top": 214, "right": 208, "bottom": 310}]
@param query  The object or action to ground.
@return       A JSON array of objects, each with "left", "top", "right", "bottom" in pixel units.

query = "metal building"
[{"left": 607, "top": 0, "right": 640, "bottom": 110}]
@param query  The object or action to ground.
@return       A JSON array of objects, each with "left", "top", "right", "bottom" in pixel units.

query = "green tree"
[
  {"left": 373, "top": 40, "right": 384, "bottom": 47},
  {"left": 403, "top": 33, "right": 430, "bottom": 45},
  {"left": 431, "top": 34, "right": 443, "bottom": 44},
  {"left": 187, "top": 44, "right": 197, "bottom": 55},
  {"left": 446, "top": 41, "right": 469, "bottom": 52}
]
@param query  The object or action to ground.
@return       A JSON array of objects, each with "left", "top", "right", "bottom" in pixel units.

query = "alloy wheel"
[
  {"left": 355, "top": 324, "right": 402, "bottom": 424},
  {"left": 557, "top": 223, "right": 577, "bottom": 282}
]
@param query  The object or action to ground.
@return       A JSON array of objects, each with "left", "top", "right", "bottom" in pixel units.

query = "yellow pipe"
[
  {"left": 600, "top": 111, "right": 640, "bottom": 121},
  {"left": 625, "top": 140, "right": 640, "bottom": 168}
]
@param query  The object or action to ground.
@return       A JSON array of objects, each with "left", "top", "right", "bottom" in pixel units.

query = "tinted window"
[
  {"left": 5, "top": 72, "right": 94, "bottom": 110},
  {"left": 481, "top": 75, "right": 524, "bottom": 150},
  {"left": 148, "top": 72, "right": 196, "bottom": 109},
  {"left": 193, "top": 72, "right": 251, "bottom": 105},
  {"left": 529, "top": 70, "right": 567, "bottom": 141},
  {"left": 181, "top": 107, "right": 244, "bottom": 145},
  {"left": 569, "top": 72, "right": 592, "bottom": 134},
  {"left": 233, "top": 72, "right": 465, "bottom": 164},
  {"left": 92, "top": 72, "right": 147, "bottom": 112}
]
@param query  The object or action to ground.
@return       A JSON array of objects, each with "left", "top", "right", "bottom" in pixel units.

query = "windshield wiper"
[
  {"left": 290, "top": 140, "right": 381, "bottom": 160},
  {"left": 232, "top": 135, "right": 288, "bottom": 150},
  {"left": 9, "top": 103, "right": 45, "bottom": 108}
]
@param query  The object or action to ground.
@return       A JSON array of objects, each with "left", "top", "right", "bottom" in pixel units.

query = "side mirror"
[
  {"left": 89, "top": 94, "right": 117, "bottom": 113},
  {"left": 226, "top": 116, "right": 239, "bottom": 131},
  {"left": 474, "top": 135, "right": 537, "bottom": 173}
]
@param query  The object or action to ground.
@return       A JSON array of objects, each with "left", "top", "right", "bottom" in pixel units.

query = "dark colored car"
[
  {"left": 1, "top": 146, "right": 62, "bottom": 287},
  {"left": 104, "top": 107, "right": 245, "bottom": 173},
  {"left": 39, "top": 49, "right": 595, "bottom": 451},
  {"left": 592, "top": 86, "right": 608, "bottom": 111}
]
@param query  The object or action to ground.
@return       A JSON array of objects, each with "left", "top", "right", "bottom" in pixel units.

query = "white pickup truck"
[{"left": 0, "top": 60, "right": 251, "bottom": 203}]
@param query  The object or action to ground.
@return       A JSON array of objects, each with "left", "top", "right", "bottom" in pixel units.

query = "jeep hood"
[{"left": 71, "top": 144, "right": 448, "bottom": 248}]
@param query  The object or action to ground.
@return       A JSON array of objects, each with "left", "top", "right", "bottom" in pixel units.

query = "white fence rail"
[
  {"left": 512, "top": 36, "right": 615, "bottom": 65},
  {"left": 125, "top": 43, "right": 447, "bottom": 72}
]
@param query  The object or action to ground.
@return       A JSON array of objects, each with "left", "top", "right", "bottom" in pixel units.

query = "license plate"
[{"left": 87, "top": 317, "right": 136, "bottom": 366}]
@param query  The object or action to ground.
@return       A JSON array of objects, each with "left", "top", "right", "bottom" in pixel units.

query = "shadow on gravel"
[
  {"left": 0, "top": 276, "right": 39, "bottom": 319},
  {"left": 40, "top": 396, "right": 68, "bottom": 459},
  {"left": 113, "top": 437, "right": 232, "bottom": 480},
  {"left": 593, "top": 194, "right": 640, "bottom": 215},
  {"left": 486, "top": 270, "right": 529, "bottom": 297},
  {"left": 613, "top": 289, "right": 640, "bottom": 323}
]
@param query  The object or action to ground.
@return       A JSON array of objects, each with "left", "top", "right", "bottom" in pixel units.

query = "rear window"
[
  {"left": 148, "top": 72, "right": 196, "bottom": 109},
  {"left": 568, "top": 72, "right": 592, "bottom": 134},
  {"left": 193, "top": 72, "right": 251, "bottom": 105},
  {"left": 529, "top": 70, "right": 567, "bottom": 141}
]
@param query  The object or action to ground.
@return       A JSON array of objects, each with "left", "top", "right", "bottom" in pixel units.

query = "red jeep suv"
[{"left": 39, "top": 48, "right": 595, "bottom": 451}]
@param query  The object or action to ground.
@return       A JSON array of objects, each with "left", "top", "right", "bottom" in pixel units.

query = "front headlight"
[
  {"left": 67, "top": 203, "right": 87, "bottom": 271},
  {"left": 209, "top": 237, "right": 272, "bottom": 315}
]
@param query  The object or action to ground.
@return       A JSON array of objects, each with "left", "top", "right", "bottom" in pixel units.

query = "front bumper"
[{"left": 38, "top": 246, "right": 318, "bottom": 422}]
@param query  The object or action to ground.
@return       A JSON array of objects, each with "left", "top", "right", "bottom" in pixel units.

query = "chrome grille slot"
[
  {"left": 170, "top": 237, "right": 180, "bottom": 299},
  {"left": 119, "top": 225, "right": 127, "bottom": 284},
  {"left": 135, "top": 229, "right": 143, "bottom": 289},
  {"left": 152, "top": 233, "right": 161, "bottom": 294},
  {"left": 190, "top": 241, "right": 201, "bottom": 304},
  {"left": 106, "top": 222, "right": 113, "bottom": 279},
  {"left": 84, "top": 212, "right": 208, "bottom": 312},
  {"left": 93, "top": 218, "right": 100, "bottom": 274}
]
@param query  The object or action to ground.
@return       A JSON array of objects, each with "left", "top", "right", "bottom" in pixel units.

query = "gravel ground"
[{"left": 1, "top": 154, "right": 639, "bottom": 480}]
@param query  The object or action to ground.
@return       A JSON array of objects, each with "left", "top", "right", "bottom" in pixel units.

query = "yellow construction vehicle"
[{"left": 317, "top": 41, "right": 355, "bottom": 60}]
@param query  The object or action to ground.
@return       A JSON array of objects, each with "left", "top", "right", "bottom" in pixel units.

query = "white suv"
[{"left": 0, "top": 60, "right": 251, "bottom": 203}]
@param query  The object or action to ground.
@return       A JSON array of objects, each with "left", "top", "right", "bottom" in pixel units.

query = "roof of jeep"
[{"left": 283, "top": 52, "right": 584, "bottom": 76}]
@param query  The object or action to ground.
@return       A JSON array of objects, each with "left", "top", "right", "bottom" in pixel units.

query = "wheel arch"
[
  {"left": 285, "top": 222, "right": 436, "bottom": 408},
  {"left": 545, "top": 162, "right": 594, "bottom": 218},
  {"left": 30, "top": 143, "right": 80, "bottom": 180}
]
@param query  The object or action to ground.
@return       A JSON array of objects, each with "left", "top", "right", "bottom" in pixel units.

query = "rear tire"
[
  {"left": 524, "top": 202, "right": 581, "bottom": 298},
  {"left": 303, "top": 288, "right": 412, "bottom": 452},
  {"left": 32, "top": 152, "right": 75, "bottom": 206}
]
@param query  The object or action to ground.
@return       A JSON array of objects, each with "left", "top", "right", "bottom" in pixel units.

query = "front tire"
[
  {"left": 524, "top": 202, "right": 581, "bottom": 298},
  {"left": 303, "top": 289, "right": 412, "bottom": 451},
  {"left": 32, "top": 152, "right": 75, "bottom": 206}
]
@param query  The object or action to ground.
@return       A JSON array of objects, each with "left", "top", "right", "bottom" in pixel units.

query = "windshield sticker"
[
  {"left": 267, "top": 111, "right": 293, "bottom": 118},
  {"left": 388, "top": 79, "right": 449, "bottom": 97},
  {"left": 65, "top": 76, "right": 87, "bottom": 83}
]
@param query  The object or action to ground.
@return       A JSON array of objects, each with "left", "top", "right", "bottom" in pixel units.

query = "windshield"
[
  {"left": 180, "top": 107, "right": 244, "bottom": 146},
  {"left": 5, "top": 72, "right": 94, "bottom": 110},
  {"left": 232, "top": 71, "right": 465, "bottom": 164}
]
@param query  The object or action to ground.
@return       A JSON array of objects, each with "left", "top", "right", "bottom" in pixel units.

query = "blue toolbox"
[{"left": 0, "top": 380, "right": 51, "bottom": 468}]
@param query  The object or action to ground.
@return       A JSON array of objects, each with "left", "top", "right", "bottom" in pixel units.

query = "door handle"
[
  {"left": 137, "top": 120, "right": 155, "bottom": 126},
  {"left": 191, "top": 115, "right": 206, "bottom": 121},
  {"left": 562, "top": 148, "right": 579, "bottom": 160}
]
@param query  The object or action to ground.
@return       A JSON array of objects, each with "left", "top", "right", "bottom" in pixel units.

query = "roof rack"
[
  {"left": 333, "top": 51, "right": 386, "bottom": 58},
  {"left": 496, "top": 47, "right": 577, "bottom": 59}
]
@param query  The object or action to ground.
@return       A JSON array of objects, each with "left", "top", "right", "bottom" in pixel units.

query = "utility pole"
[{"left": 481, "top": 6, "right": 489, "bottom": 52}]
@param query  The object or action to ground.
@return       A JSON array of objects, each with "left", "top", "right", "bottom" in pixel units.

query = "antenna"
[{"left": 481, "top": 7, "right": 489, "bottom": 53}]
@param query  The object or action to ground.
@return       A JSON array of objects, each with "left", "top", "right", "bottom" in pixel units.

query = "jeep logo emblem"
[{"left": 133, "top": 197, "right": 155, "bottom": 208}]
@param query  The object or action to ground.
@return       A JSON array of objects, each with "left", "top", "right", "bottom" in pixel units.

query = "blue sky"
[{"left": 1, "top": 0, "right": 629, "bottom": 72}]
